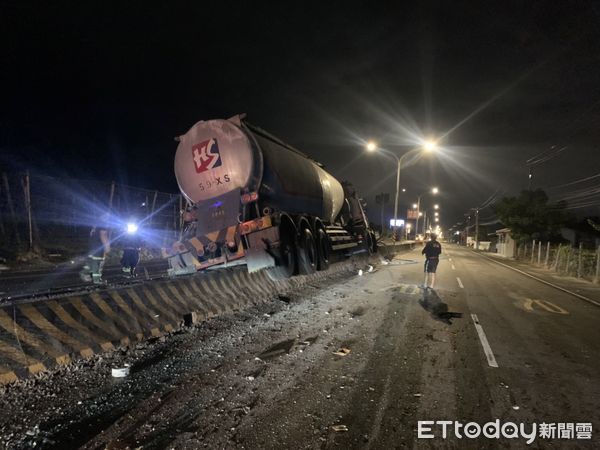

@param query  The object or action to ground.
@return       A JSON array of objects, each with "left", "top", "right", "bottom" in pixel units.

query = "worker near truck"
[
  {"left": 421, "top": 233, "right": 442, "bottom": 290},
  {"left": 80, "top": 215, "right": 110, "bottom": 284}
]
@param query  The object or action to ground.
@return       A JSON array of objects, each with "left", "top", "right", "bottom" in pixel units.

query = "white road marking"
[
  {"left": 474, "top": 251, "right": 600, "bottom": 308},
  {"left": 471, "top": 314, "right": 499, "bottom": 368},
  {"left": 456, "top": 277, "right": 464, "bottom": 288},
  {"left": 451, "top": 264, "right": 456, "bottom": 270}
]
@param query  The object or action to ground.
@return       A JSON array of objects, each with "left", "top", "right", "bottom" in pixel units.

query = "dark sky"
[{"left": 2, "top": 1, "right": 600, "bottom": 228}]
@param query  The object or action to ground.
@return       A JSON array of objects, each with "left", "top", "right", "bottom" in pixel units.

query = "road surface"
[{"left": 1, "top": 244, "right": 598, "bottom": 448}]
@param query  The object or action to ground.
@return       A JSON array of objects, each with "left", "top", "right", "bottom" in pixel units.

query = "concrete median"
[{"left": 0, "top": 260, "right": 361, "bottom": 384}]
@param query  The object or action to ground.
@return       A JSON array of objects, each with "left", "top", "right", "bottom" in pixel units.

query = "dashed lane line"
[
  {"left": 456, "top": 277, "right": 464, "bottom": 288},
  {"left": 471, "top": 314, "right": 499, "bottom": 368}
]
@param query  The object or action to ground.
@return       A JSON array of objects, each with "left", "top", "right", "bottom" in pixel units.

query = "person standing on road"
[
  {"left": 422, "top": 233, "right": 442, "bottom": 290},
  {"left": 80, "top": 215, "right": 111, "bottom": 284}
]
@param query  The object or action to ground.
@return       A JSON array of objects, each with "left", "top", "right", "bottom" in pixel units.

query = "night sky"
[{"left": 2, "top": 1, "right": 600, "bottom": 228}]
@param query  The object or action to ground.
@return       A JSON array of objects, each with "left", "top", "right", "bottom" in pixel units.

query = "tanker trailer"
[{"left": 166, "top": 114, "right": 376, "bottom": 279}]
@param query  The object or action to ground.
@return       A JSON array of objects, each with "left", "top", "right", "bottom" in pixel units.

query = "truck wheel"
[
  {"left": 267, "top": 222, "right": 297, "bottom": 280},
  {"left": 316, "top": 228, "right": 330, "bottom": 271},
  {"left": 297, "top": 227, "right": 317, "bottom": 275}
]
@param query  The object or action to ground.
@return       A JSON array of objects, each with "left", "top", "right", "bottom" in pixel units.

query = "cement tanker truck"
[{"left": 166, "top": 114, "right": 376, "bottom": 279}]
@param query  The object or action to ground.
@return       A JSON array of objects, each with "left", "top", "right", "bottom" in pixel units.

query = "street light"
[
  {"left": 434, "top": 212, "right": 439, "bottom": 217},
  {"left": 434, "top": 204, "right": 439, "bottom": 210},
  {"left": 423, "top": 140, "right": 438, "bottom": 152},
  {"left": 412, "top": 203, "right": 418, "bottom": 209},
  {"left": 365, "top": 140, "right": 438, "bottom": 243}
]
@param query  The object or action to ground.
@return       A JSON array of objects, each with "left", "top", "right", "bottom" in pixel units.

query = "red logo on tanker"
[{"left": 192, "top": 138, "right": 223, "bottom": 173}]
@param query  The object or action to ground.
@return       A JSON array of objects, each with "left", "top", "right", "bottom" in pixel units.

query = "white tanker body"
[{"left": 168, "top": 114, "right": 376, "bottom": 278}]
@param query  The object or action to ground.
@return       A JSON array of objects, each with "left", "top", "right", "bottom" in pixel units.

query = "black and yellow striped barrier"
[{"left": 0, "top": 263, "right": 354, "bottom": 384}]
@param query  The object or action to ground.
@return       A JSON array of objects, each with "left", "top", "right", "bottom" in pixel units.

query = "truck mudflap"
[{"left": 244, "top": 226, "right": 279, "bottom": 272}]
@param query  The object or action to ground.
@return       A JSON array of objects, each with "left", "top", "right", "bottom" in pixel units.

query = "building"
[{"left": 495, "top": 228, "right": 516, "bottom": 258}]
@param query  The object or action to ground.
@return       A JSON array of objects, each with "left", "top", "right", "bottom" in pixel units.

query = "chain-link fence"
[
  {"left": 515, "top": 240, "right": 600, "bottom": 283},
  {"left": 0, "top": 172, "right": 185, "bottom": 260}
]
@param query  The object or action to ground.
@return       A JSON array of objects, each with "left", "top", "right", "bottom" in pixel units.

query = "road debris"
[
  {"left": 331, "top": 425, "right": 349, "bottom": 432},
  {"left": 111, "top": 364, "right": 130, "bottom": 378},
  {"left": 333, "top": 347, "right": 351, "bottom": 356},
  {"left": 277, "top": 294, "right": 291, "bottom": 303}
]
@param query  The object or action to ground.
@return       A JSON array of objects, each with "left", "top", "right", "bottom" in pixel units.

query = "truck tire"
[
  {"left": 297, "top": 226, "right": 317, "bottom": 275},
  {"left": 267, "top": 221, "right": 298, "bottom": 280},
  {"left": 316, "top": 227, "right": 330, "bottom": 271}
]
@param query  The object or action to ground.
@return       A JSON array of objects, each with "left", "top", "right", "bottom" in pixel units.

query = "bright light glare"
[
  {"left": 434, "top": 204, "right": 439, "bottom": 209},
  {"left": 432, "top": 187, "right": 439, "bottom": 194},
  {"left": 435, "top": 218, "right": 439, "bottom": 222},
  {"left": 423, "top": 140, "right": 438, "bottom": 152},
  {"left": 434, "top": 212, "right": 439, "bottom": 217},
  {"left": 412, "top": 203, "right": 418, "bottom": 209},
  {"left": 366, "top": 141, "right": 377, "bottom": 152},
  {"left": 127, "top": 223, "right": 138, "bottom": 234}
]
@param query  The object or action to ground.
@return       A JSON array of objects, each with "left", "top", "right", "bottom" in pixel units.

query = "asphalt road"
[{"left": 1, "top": 244, "right": 599, "bottom": 449}]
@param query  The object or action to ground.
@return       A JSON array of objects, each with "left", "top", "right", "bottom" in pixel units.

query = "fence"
[
  {"left": 0, "top": 172, "right": 185, "bottom": 259},
  {"left": 515, "top": 239, "right": 600, "bottom": 283}
]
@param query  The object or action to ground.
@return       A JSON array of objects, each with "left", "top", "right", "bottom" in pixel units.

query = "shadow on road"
[{"left": 418, "top": 289, "right": 463, "bottom": 324}]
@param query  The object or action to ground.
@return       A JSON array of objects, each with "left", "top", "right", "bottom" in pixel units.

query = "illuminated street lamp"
[
  {"left": 434, "top": 212, "right": 439, "bottom": 217},
  {"left": 434, "top": 204, "right": 439, "bottom": 210},
  {"left": 423, "top": 140, "right": 438, "bottom": 152},
  {"left": 412, "top": 203, "right": 418, "bottom": 209},
  {"left": 365, "top": 140, "right": 439, "bottom": 242}
]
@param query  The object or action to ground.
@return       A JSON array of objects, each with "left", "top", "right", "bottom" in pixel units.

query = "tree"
[{"left": 493, "top": 189, "right": 569, "bottom": 244}]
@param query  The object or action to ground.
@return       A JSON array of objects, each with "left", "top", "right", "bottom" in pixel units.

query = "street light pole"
[
  {"left": 415, "top": 195, "right": 421, "bottom": 238},
  {"left": 393, "top": 156, "right": 401, "bottom": 243},
  {"left": 415, "top": 187, "right": 438, "bottom": 239},
  {"left": 474, "top": 208, "right": 480, "bottom": 250},
  {"left": 365, "top": 139, "right": 439, "bottom": 243}
]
